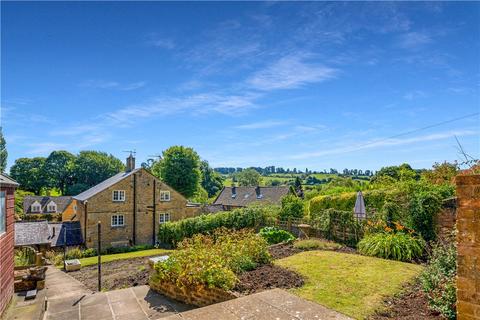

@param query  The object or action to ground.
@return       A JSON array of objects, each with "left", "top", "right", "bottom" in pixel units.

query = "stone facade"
[
  {"left": 456, "top": 175, "right": 480, "bottom": 320},
  {"left": 149, "top": 279, "right": 237, "bottom": 307},
  {"left": 77, "top": 168, "right": 201, "bottom": 249}
]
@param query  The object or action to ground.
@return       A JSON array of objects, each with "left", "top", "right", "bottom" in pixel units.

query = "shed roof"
[
  {"left": 14, "top": 221, "right": 50, "bottom": 246},
  {"left": 74, "top": 168, "right": 141, "bottom": 201},
  {"left": 48, "top": 221, "right": 83, "bottom": 247},
  {"left": 213, "top": 186, "right": 290, "bottom": 207}
]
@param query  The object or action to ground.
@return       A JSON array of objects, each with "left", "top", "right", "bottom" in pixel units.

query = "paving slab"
[{"left": 162, "top": 289, "right": 353, "bottom": 320}]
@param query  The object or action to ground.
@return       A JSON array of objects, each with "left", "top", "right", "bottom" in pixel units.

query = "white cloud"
[
  {"left": 149, "top": 38, "right": 175, "bottom": 50},
  {"left": 403, "top": 90, "right": 427, "bottom": 100},
  {"left": 235, "top": 120, "right": 286, "bottom": 130},
  {"left": 398, "top": 32, "right": 432, "bottom": 49},
  {"left": 80, "top": 80, "right": 146, "bottom": 91},
  {"left": 247, "top": 55, "right": 337, "bottom": 91},
  {"left": 290, "top": 130, "right": 477, "bottom": 159}
]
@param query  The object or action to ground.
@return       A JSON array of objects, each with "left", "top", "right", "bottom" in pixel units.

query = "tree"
[
  {"left": 43, "top": 150, "right": 75, "bottom": 194},
  {"left": 0, "top": 128, "right": 7, "bottom": 173},
  {"left": 280, "top": 194, "right": 305, "bottom": 220},
  {"left": 71, "top": 151, "right": 124, "bottom": 194},
  {"left": 200, "top": 160, "right": 224, "bottom": 197},
  {"left": 235, "top": 168, "right": 262, "bottom": 186},
  {"left": 422, "top": 162, "right": 458, "bottom": 185},
  {"left": 10, "top": 157, "right": 47, "bottom": 194},
  {"left": 152, "top": 146, "right": 201, "bottom": 198}
]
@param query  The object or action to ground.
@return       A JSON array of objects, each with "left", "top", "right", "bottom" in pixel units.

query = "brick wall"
[
  {"left": 0, "top": 186, "right": 15, "bottom": 316},
  {"left": 150, "top": 279, "right": 237, "bottom": 307},
  {"left": 456, "top": 175, "right": 480, "bottom": 320}
]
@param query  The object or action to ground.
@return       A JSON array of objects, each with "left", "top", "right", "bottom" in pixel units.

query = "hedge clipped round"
[
  {"left": 358, "top": 232, "right": 425, "bottom": 262},
  {"left": 259, "top": 227, "right": 295, "bottom": 244}
]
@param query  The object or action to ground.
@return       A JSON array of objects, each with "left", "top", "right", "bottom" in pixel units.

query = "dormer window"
[
  {"left": 47, "top": 201, "right": 57, "bottom": 213},
  {"left": 112, "top": 190, "right": 125, "bottom": 202},
  {"left": 31, "top": 201, "right": 41, "bottom": 213},
  {"left": 160, "top": 191, "right": 171, "bottom": 202}
]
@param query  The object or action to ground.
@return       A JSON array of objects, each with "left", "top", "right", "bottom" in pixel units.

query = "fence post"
[
  {"left": 287, "top": 217, "right": 292, "bottom": 233},
  {"left": 63, "top": 226, "right": 67, "bottom": 271},
  {"left": 97, "top": 221, "right": 101, "bottom": 292}
]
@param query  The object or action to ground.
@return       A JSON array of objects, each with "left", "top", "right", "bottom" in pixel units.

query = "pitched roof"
[
  {"left": 74, "top": 168, "right": 141, "bottom": 201},
  {"left": 48, "top": 221, "right": 83, "bottom": 247},
  {"left": 14, "top": 221, "right": 50, "bottom": 246},
  {"left": 213, "top": 186, "right": 290, "bottom": 207},
  {"left": 0, "top": 173, "right": 19, "bottom": 187},
  {"left": 23, "top": 196, "right": 73, "bottom": 214}
]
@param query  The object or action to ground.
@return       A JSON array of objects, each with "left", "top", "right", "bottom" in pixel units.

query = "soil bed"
[
  {"left": 268, "top": 243, "right": 301, "bottom": 259},
  {"left": 369, "top": 281, "right": 444, "bottom": 320},
  {"left": 233, "top": 264, "right": 304, "bottom": 295},
  {"left": 69, "top": 257, "right": 151, "bottom": 291}
]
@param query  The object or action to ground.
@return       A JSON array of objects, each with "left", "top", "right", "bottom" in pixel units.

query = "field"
[{"left": 222, "top": 172, "right": 339, "bottom": 187}]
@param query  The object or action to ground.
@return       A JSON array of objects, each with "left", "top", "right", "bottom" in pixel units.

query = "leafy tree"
[
  {"left": 14, "top": 189, "right": 34, "bottom": 218},
  {"left": 43, "top": 150, "right": 75, "bottom": 194},
  {"left": 235, "top": 168, "right": 262, "bottom": 186},
  {"left": 66, "top": 183, "right": 90, "bottom": 196},
  {"left": 422, "top": 162, "right": 458, "bottom": 185},
  {"left": 0, "top": 128, "right": 7, "bottom": 173},
  {"left": 10, "top": 157, "right": 47, "bottom": 194},
  {"left": 152, "top": 146, "right": 201, "bottom": 198},
  {"left": 373, "top": 163, "right": 419, "bottom": 182},
  {"left": 280, "top": 194, "right": 305, "bottom": 220},
  {"left": 71, "top": 151, "right": 124, "bottom": 194},
  {"left": 200, "top": 160, "right": 224, "bottom": 197}
]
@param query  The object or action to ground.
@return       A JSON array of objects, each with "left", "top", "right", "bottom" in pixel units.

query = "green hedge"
[
  {"left": 310, "top": 208, "right": 364, "bottom": 246},
  {"left": 158, "top": 205, "right": 280, "bottom": 246}
]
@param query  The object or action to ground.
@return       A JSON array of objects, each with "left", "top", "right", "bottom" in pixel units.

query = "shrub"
[
  {"left": 280, "top": 195, "right": 305, "bottom": 220},
  {"left": 259, "top": 227, "right": 295, "bottom": 244},
  {"left": 153, "top": 228, "right": 270, "bottom": 290},
  {"left": 293, "top": 239, "right": 342, "bottom": 251},
  {"left": 158, "top": 205, "right": 280, "bottom": 245},
  {"left": 358, "top": 232, "right": 425, "bottom": 262},
  {"left": 66, "top": 248, "right": 83, "bottom": 259},
  {"left": 409, "top": 191, "right": 441, "bottom": 242},
  {"left": 104, "top": 244, "right": 153, "bottom": 254},
  {"left": 82, "top": 248, "right": 97, "bottom": 257},
  {"left": 420, "top": 241, "right": 456, "bottom": 319}
]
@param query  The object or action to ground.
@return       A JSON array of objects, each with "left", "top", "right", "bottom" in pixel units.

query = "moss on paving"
[
  {"left": 79, "top": 248, "right": 171, "bottom": 267},
  {"left": 275, "top": 250, "right": 423, "bottom": 319}
]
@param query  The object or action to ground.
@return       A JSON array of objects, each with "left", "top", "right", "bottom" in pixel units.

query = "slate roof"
[
  {"left": 14, "top": 221, "right": 84, "bottom": 247},
  {"left": 74, "top": 168, "right": 141, "bottom": 201},
  {"left": 23, "top": 196, "right": 73, "bottom": 214},
  {"left": 48, "top": 221, "right": 83, "bottom": 247},
  {"left": 14, "top": 221, "right": 50, "bottom": 246},
  {"left": 0, "top": 173, "right": 19, "bottom": 187},
  {"left": 213, "top": 186, "right": 290, "bottom": 207}
]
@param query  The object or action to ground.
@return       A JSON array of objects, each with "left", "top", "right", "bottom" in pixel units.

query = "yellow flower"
[{"left": 384, "top": 227, "right": 393, "bottom": 232}]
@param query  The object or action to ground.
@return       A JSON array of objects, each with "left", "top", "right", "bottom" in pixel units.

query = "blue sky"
[{"left": 1, "top": 2, "right": 479, "bottom": 171}]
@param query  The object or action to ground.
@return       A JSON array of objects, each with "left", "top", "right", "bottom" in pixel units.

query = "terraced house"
[
  {"left": 23, "top": 195, "right": 78, "bottom": 221},
  {"left": 74, "top": 155, "right": 201, "bottom": 249}
]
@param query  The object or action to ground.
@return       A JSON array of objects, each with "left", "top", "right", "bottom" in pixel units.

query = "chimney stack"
[
  {"left": 255, "top": 186, "right": 262, "bottom": 199},
  {"left": 126, "top": 154, "right": 135, "bottom": 172},
  {"left": 231, "top": 186, "right": 237, "bottom": 198}
]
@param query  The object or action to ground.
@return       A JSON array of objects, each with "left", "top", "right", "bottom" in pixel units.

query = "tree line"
[{"left": 214, "top": 166, "right": 373, "bottom": 176}]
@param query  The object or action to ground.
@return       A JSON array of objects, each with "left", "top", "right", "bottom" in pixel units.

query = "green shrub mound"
[
  {"left": 420, "top": 242, "right": 456, "bottom": 319},
  {"left": 153, "top": 228, "right": 271, "bottom": 290},
  {"left": 259, "top": 227, "right": 295, "bottom": 244},
  {"left": 158, "top": 205, "right": 279, "bottom": 245},
  {"left": 293, "top": 239, "right": 342, "bottom": 251},
  {"left": 357, "top": 232, "right": 425, "bottom": 262}
]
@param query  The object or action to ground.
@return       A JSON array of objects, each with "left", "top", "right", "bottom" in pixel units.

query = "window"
[
  {"left": 31, "top": 201, "right": 41, "bottom": 213},
  {"left": 111, "top": 214, "right": 125, "bottom": 227},
  {"left": 160, "top": 191, "right": 171, "bottom": 202},
  {"left": 112, "top": 190, "right": 125, "bottom": 202},
  {"left": 0, "top": 191, "right": 5, "bottom": 234},
  {"left": 47, "top": 201, "right": 57, "bottom": 213},
  {"left": 159, "top": 212, "right": 170, "bottom": 224}
]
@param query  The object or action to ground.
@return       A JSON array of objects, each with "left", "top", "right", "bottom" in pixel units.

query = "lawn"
[
  {"left": 275, "top": 250, "right": 424, "bottom": 319},
  {"left": 78, "top": 248, "right": 171, "bottom": 267}
]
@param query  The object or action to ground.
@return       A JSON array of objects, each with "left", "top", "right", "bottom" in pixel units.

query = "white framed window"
[
  {"left": 111, "top": 214, "right": 125, "bottom": 227},
  {"left": 159, "top": 212, "right": 170, "bottom": 224},
  {"left": 31, "top": 201, "right": 41, "bottom": 213},
  {"left": 0, "top": 191, "right": 6, "bottom": 234},
  {"left": 47, "top": 201, "right": 57, "bottom": 213},
  {"left": 160, "top": 191, "right": 171, "bottom": 202},
  {"left": 112, "top": 190, "right": 125, "bottom": 202}
]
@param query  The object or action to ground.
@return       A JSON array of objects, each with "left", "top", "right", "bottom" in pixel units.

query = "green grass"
[
  {"left": 78, "top": 249, "right": 171, "bottom": 267},
  {"left": 293, "top": 238, "right": 343, "bottom": 251},
  {"left": 275, "top": 250, "right": 423, "bottom": 319}
]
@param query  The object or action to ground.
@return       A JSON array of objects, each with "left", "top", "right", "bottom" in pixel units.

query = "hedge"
[
  {"left": 158, "top": 205, "right": 280, "bottom": 246},
  {"left": 310, "top": 208, "right": 364, "bottom": 246}
]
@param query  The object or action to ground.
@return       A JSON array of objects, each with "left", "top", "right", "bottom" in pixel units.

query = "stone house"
[
  {"left": 23, "top": 195, "right": 78, "bottom": 221},
  {"left": 73, "top": 155, "right": 201, "bottom": 249},
  {"left": 0, "top": 173, "right": 19, "bottom": 316},
  {"left": 213, "top": 186, "right": 290, "bottom": 211}
]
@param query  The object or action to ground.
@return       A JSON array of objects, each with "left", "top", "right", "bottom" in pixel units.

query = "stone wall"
[
  {"left": 456, "top": 175, "right": 480, "bottom": 320},
  {"left": 437, "top": 197, "right": 457, "bottom": 240},
  {"left": 149, "top": 279, "right": 237, "bottom": 307},
  {"left": 79, "top": 169, "right": 201, "bottom": 249}
]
